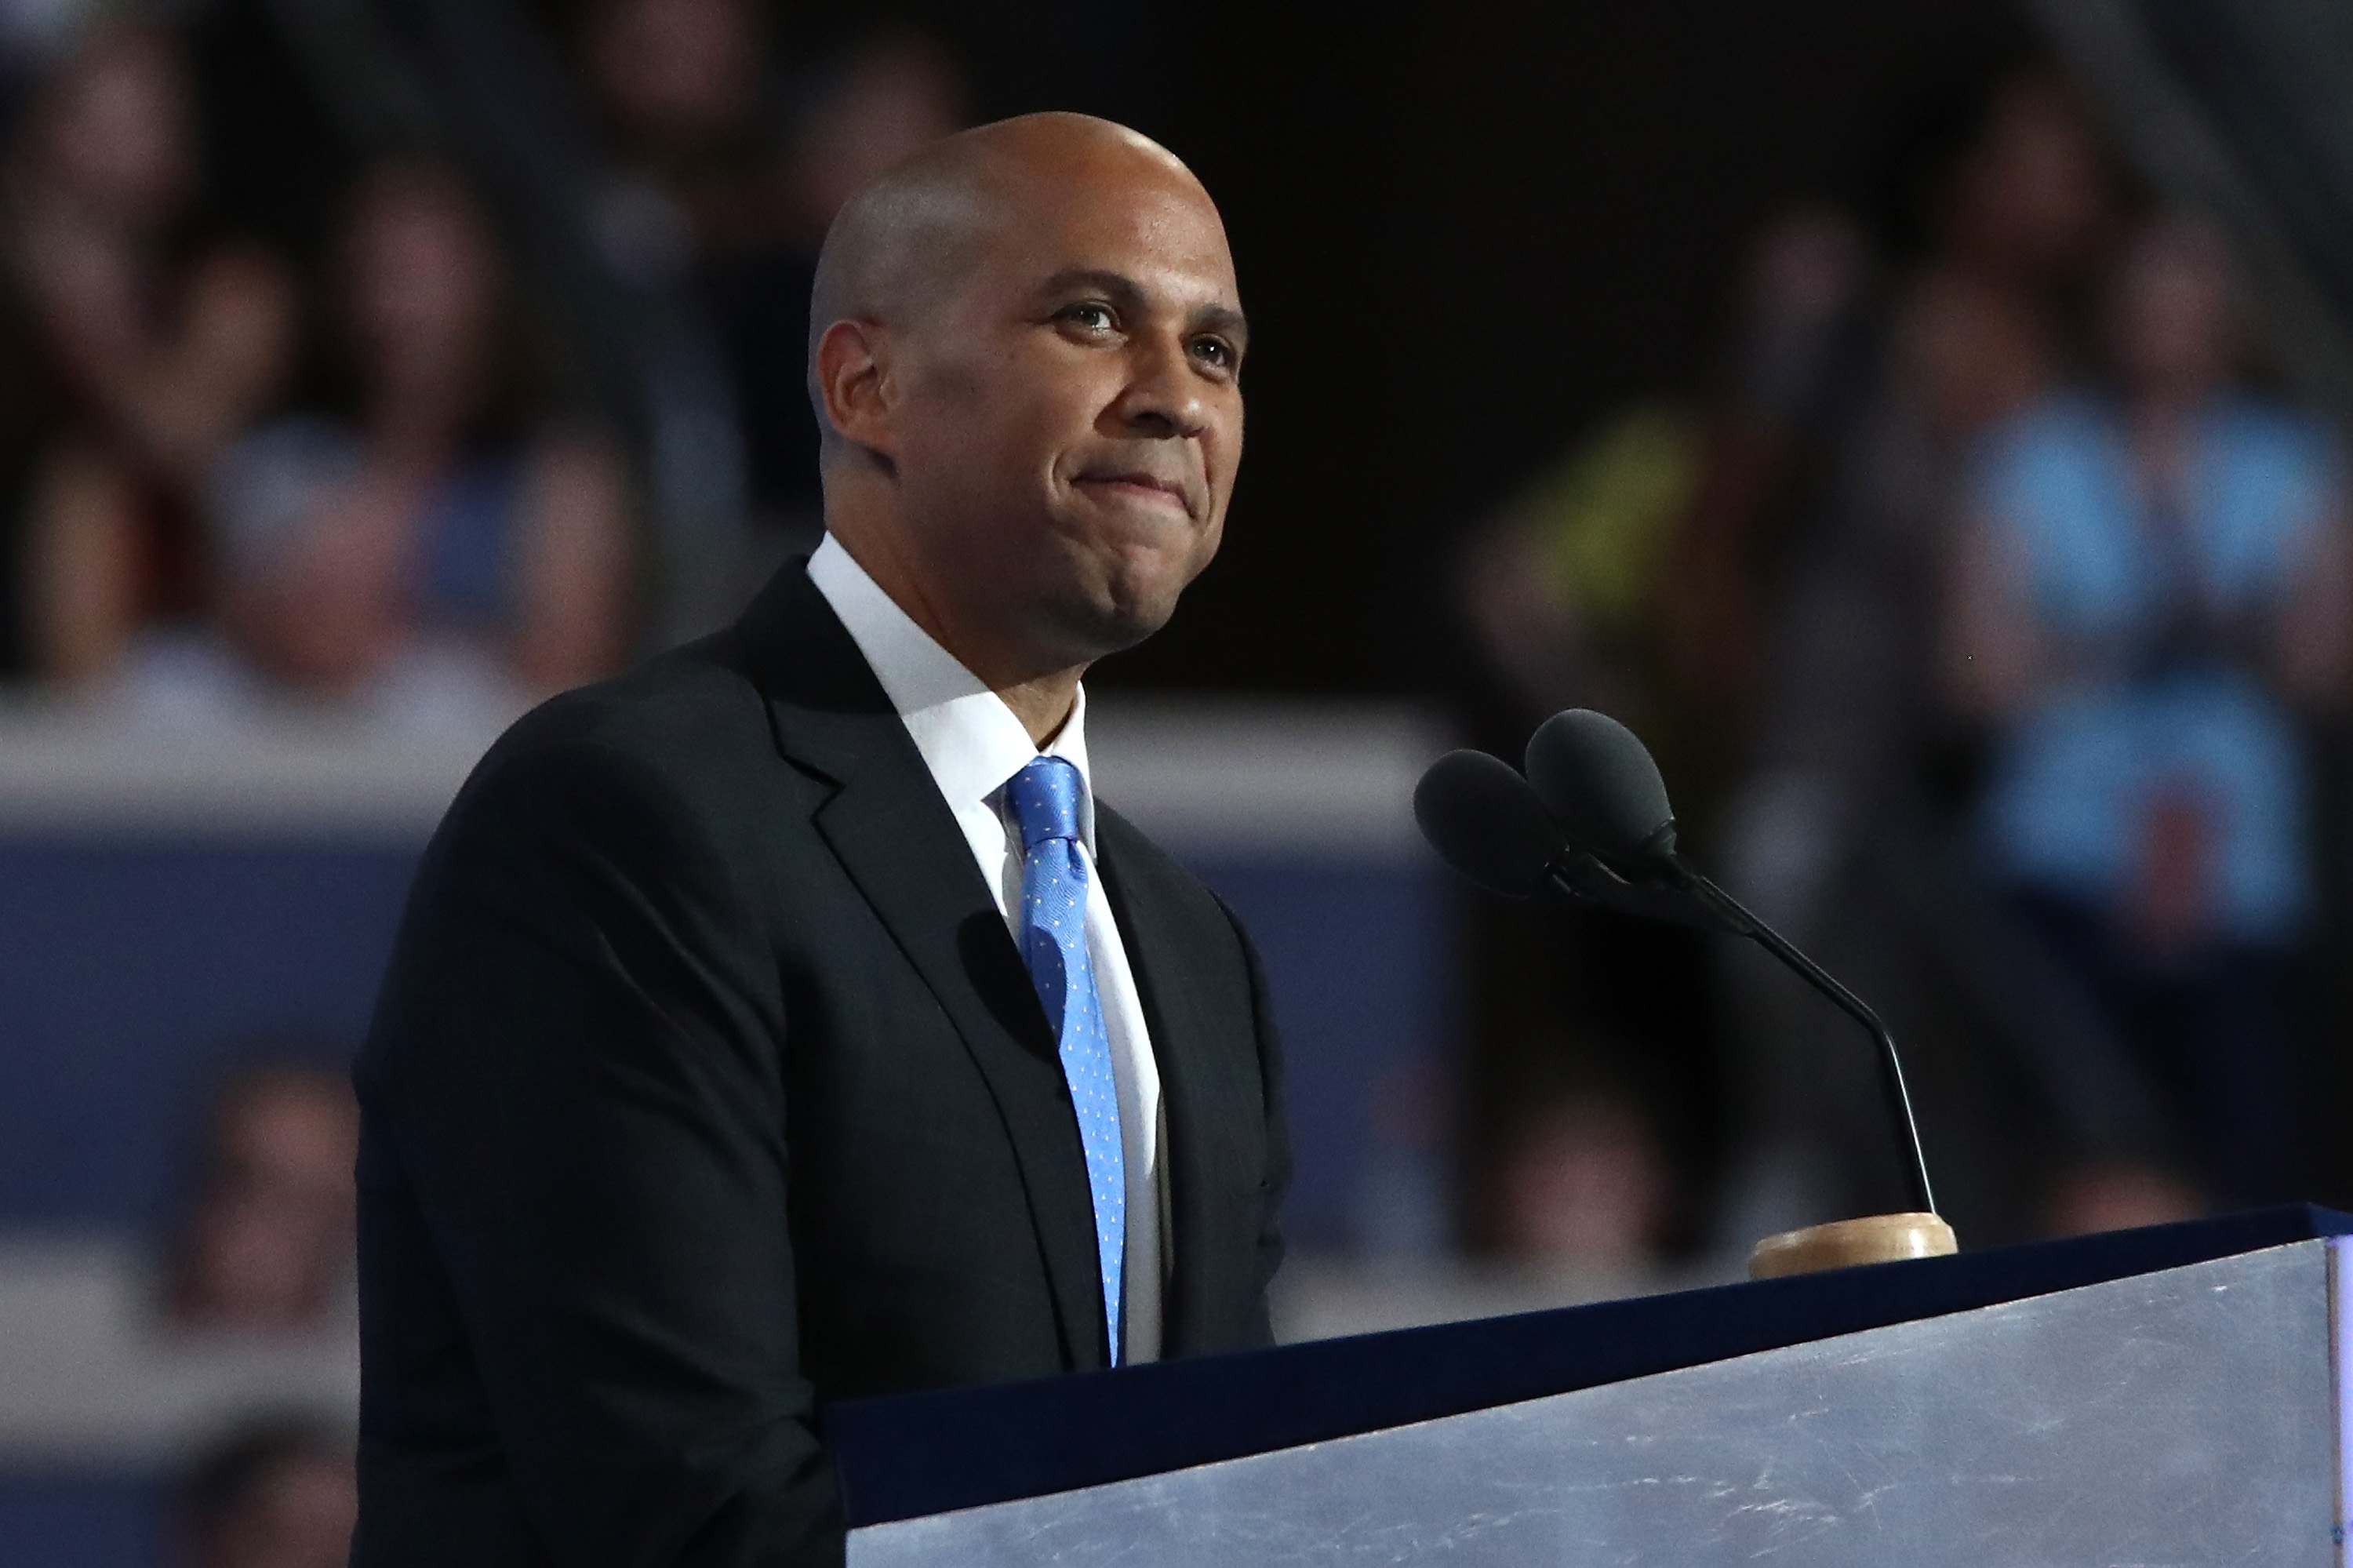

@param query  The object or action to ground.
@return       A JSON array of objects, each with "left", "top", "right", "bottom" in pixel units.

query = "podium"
[{"left": 829, "top": 1206, "right": 2353, "bottom": 1564}]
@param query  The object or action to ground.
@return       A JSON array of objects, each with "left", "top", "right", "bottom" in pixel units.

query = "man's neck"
[
  {"left": 826, "top": 524, "right": 1085, "bottom": 746},
  {"left": 994, "top": 672, "right": 1082, "bottom": 748}
]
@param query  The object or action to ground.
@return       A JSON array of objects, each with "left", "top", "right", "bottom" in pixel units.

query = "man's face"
[{"left": 884, "top": 156, "right": 1246, "bottom": 668}]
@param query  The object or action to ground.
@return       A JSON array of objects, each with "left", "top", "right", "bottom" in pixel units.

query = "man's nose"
[{"left": 1111, "top": 334, "right": 1210, "bottom": 439}]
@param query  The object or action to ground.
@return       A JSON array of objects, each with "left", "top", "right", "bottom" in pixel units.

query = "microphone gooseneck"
[
  {"left": 1651, "top": 854, "right": 1937, "bottom": 1217},
  {"left": 1502, "top": 708, "right": 1939, "bottom": 1217}
]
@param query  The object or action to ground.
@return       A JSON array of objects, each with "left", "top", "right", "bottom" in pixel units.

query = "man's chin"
[
  {"left": 1053, "top": 597, "right": 1174, "bottom": 662},
  {"left": 1042, "top": 572, "right": 1190, "bottom": 664},
  {"left": 1027, "top": 521, "right": 1217, "bottom": 663}
]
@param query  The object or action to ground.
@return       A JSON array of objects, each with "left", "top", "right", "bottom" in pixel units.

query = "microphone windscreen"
[
  {"left": 1413, "top": 750, "right": 1569, "bottom": 898},
  {"left": 1523, "top": 709, "right": 1675, "bottom": 863}
]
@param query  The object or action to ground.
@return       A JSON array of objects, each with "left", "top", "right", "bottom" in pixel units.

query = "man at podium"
[{"left": 350, "top": 113, "right": 1289, "bottom": 1566}]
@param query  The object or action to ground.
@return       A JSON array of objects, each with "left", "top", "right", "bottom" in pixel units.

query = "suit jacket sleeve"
[{"left": 362, "top": 730, "right": 840, "bottom": 1566}]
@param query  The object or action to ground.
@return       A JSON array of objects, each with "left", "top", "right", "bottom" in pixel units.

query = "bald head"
[
  {"left": 803, "top": 111, "right": 1245, "bottom": 725},
  {"left": 806, "top": 113, "right": 1213, "bottom": 438}
]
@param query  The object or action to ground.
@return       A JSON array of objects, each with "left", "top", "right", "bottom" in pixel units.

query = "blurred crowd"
[
  {"left": 0, "top": 0, "right": 963, "bottom": 737},
  {"left": 0, "top": 3, "right": 961, "bottom": 1562},
  {"left": 0, "top": 1046, "right": 363, "bottom": 1568},
  {"left": 164, "top": 1060, "right": 360, "bottom": 1568},
  {"left": 1454, "top": 60, "right": 2353, "bottom": 1275},
  {"left": 9, "top": 2, "right": 2353, "bottom": 1552}
]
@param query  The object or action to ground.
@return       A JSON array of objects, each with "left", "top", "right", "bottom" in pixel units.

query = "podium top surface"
[{"left": 824, "top": 1204, "right": 2353, "bottom": 1528}]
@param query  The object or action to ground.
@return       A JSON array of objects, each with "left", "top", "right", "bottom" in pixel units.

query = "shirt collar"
[{"left": 806, "top": 533, "right": 1094, "bottom": 844}]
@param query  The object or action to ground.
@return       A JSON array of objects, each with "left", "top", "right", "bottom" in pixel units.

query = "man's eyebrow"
[
  {"left": 1038, "top": 267, "right": 1249, "bottom": 347},
  {"left": 1190, "top": 302, "right": 1249, "bottom": 350},
  {"left": 1038, "top": 267, "right": 1145, "bottom": 306}
]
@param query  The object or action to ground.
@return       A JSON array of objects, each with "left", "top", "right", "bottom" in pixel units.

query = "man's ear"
[{"left": 816, "top": 318, "right": 896, "bottom": 458}]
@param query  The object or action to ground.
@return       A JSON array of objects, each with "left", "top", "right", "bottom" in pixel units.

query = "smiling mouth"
[{"left": 1075, "top": 473, "right": 1194, "bottom": 517}]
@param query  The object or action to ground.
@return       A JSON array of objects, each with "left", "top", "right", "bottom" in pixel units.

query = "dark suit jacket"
[{"left": 351, "top": 561, "right": 1290, "bottom": 1566}]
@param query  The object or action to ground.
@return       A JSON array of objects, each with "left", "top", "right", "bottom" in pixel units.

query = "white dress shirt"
[{"left": 807, "top": 534, "right": 1166, "bottom": 1363}]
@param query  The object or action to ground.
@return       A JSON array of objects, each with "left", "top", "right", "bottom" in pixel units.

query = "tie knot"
[{"left": 1006, "top": 756, "right": 1086, "bottom": 850}]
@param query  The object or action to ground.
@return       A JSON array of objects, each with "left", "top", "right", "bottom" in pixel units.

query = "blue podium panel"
[{"left": 851, "top": 1239, "right": 2343, "bottom": 1565}]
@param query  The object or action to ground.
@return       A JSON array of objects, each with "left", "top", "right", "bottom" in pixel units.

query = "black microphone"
[
  {"left": 1412, "top": 749, "right": 1571, "bottom": 900},
  {"left": 1518, "top": 708, "right": 1938, "bottom": 1217},
  {"left": 1413, "top": 751, "right": 1734, "bottom": 933},
  {"left": 1522, "top": 708, "right": 1680, "bottom": 867}
]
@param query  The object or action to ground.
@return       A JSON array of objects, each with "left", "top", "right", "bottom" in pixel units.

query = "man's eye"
[
  {"left": 1191, "top": 337, "right": 1235, "bottom": 370},
  {"left": 1061, "top": 303, "right": 1115, "bottom": 332}
]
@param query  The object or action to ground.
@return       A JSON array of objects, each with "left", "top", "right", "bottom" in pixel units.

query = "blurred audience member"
[
  {"left": 1737, "top": 70, "right": 2119, "bottom": 864},
  {"left": 1710, "top": 66, "right": 2140, "bottom": 1247},
  {"left": 173, "top": 1417, "right": 355, "bottom": 1568},
  {"left": 1495, "top": 1089, "right": 1671, "bottom": 1278},
  {"left": 1449, "top": 414, "right": 1711, "bottom": 1259},
  {"left": 122, "top": 160, "right": 630, "bottom": 733},
  {"left": 1664, "top": 207, "right": 1875, "bottom": 732},
  {"left": 1458, "top": 209, "right": 1864, "bottom": 774},
  {"left": 581, "top": 0, "right": 771, "bottom": 276},
  {"left": 1946, "top": 218, "right": 2352, "bottom": 1203},
  {"left": 707, "top": 29, "right": 966, "bottom": 545},
  {"left": 1274, "top": 1085, "right": 1691, "bottom": 1344},
  {"left": 167, "top": 1063, "right": 358, "bottom": 1335},
  {"left": 576, "top": 0, "right": 965, "bottom": 560},
  {"left": 1459, "top": 406, "right": 1701, "bottom": 740},
  {"left": 1452, "top": 207, "right": 1889, "bottom": 1270},
  {"left": 3, "top": 19, "right": 293, "bottom": 684},
  {"left": 1451, "top": 215, "right": 1872, "bottom": 1270},
  {"left": 1923, "top": 67, "right": 2115, "bottom": 341},
  {"left": 2042, "top": 1161, "right": 2206, "bottom": 1239},
  {"left": 779, "top": 31, "right": 967, "bottom": 249}
]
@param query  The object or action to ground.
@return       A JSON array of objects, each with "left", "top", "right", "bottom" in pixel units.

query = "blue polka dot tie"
[{"left": 1005, "top": 756, "right": 1126, "bottom": 1365}]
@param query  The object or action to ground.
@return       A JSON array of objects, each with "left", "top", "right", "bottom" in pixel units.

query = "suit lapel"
[
  {"left": 1094, "top": 812, "right": 1261, "bottom": 1357},
  {"left": 733, "top": 563, "right": 1111, "bottom": 1370}
]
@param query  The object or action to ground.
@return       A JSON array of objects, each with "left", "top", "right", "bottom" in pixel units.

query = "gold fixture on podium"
[{"left": 1749, "top": 1213, "right": 1960, "bottom": 1280}]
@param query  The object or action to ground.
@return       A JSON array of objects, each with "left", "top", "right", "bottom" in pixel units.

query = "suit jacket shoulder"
[{"left": 442, "top": 622, "right": 794, "bottom": 855}]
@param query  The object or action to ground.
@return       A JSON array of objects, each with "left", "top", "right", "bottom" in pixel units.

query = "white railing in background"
[
  {"left": 0, "top": 697, "right": 1446, "bottom": 854},
  {"left": 0, "top": 1236, "right": 357, "bottom": 1463}
]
